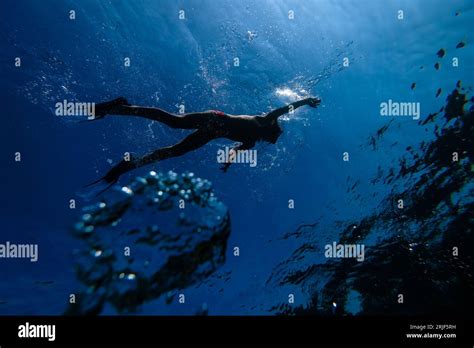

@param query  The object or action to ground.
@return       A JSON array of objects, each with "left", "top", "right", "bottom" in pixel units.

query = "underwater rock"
[{"left": 67, "top": 171, "right": 231, "bottom": 315}]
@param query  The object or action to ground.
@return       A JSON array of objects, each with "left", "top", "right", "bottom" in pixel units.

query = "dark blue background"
[{"left": 0, "top": 0, "right": 472, "bottom": 314}]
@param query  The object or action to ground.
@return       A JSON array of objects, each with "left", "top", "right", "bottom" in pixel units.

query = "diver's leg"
[
  {"left": 138, "top": 129, "right": 213, "bottom": 164},
  {"left": 95, "top": 98, "right": 215, "bottom": 129},
  {"left": 115, "top": 107, "right": 215, "bottom": 129},
  {"left": 100, "top": 130, "right": 213, "bottom": 184}
]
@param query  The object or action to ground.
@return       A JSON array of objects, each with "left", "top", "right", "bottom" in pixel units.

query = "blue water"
[{"left": 0, "top": 0, "right": 472, "bottom": 315}]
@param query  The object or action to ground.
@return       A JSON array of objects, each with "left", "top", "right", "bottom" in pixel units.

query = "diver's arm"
[
  {"left": 220, "top": 141, "right": 256, "bottom": 173},
  {"left": 265, "top": 97, "right": 321, "bottom": 120}
]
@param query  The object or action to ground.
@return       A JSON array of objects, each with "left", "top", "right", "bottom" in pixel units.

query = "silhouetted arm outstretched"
[{"left": 265, "top": 97, "right": 321, "bottom": 121}]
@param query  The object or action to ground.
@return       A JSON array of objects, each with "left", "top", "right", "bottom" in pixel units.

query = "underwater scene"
[{"left": 0, "top": 0, "right": 473, "bottom": 318}]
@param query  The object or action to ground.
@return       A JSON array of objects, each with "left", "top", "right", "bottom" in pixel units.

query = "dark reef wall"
[{"left": 269, "top": 85, "right": 473, "bottom": 316}]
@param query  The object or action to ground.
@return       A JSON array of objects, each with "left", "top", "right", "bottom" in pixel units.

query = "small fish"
[
  {"left": 455, "top": 11, "right": 460, "bottom": 16},
  {"left": 456, "top": 41, "right": 465, "bottom": 49},
  {"left": 411, "top": 82, "right": 416, "bottom": 90},
  {"left": 436, "top": 88, "right": 442, "bottom": 98},
  {"left": 456, "top": 80, "right": 461, "bottom": 88},
  {"left": 434, "top": 62, "right": 440, "bottom": 70},
  {"left": 419, "top": 66, "right": 424, "bottom": 70},
  {"left": 436, "top": 49, "right": 445, "bottom": 58}
]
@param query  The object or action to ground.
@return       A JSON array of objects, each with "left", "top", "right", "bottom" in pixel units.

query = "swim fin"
[
  {"left": 80, "top": 97, "right": 130, "bottom": 123},
  {"left": 77, "top": 176, "right": 118, "bottom": 200}
]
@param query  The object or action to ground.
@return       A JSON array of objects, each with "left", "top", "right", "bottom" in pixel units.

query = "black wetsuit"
[{"left": 90, "top": 96, "right": 320, "bottom": 185}]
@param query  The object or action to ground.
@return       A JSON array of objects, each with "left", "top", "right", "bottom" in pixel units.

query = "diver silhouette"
[{"left": 87, "top": 96, "right": 321, "bottom": 187}]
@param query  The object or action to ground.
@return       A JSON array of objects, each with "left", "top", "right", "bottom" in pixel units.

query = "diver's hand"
[
  {"left": 220, "top": 163, "right": 231, "bottom": 173},
  {"left": 307, "top": 97, "right": 321, "bottom": 108}
]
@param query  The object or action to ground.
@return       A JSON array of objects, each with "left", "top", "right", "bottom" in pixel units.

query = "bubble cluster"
[{"left": 68, "top": 171, "right": 230, "bottom": 315}]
